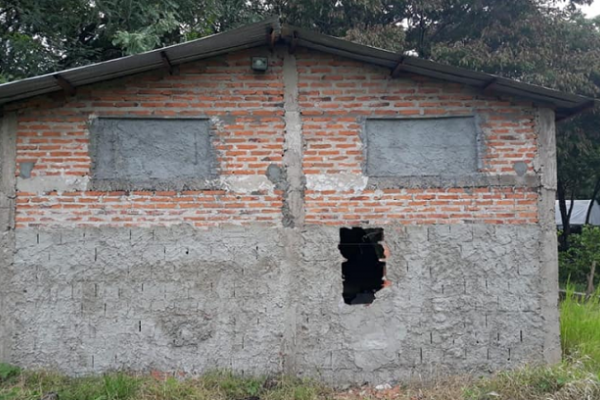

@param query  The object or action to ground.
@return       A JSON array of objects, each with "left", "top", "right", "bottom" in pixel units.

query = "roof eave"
[{"left": 0, "top": 17, "right": 595, "bottom": 122}]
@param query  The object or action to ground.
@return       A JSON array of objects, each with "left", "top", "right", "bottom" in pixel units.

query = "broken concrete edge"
[
  {"left": 0, "top": 111, "right": 17, "bottom": 364},
  {"left": 534, "top": 107, "right": 562, "bottom": 364},
  {"left": 87, "top": 176, "right": 276, "bottom": 193},
  {"left": 306, "top": 173, "right": 369, "bottom": 192},
  {"left": 339, "top": 227, "right": 389, "bottom": 305},
  {"left": 18, "top": 175, "right": 91, "bottom": 193}
]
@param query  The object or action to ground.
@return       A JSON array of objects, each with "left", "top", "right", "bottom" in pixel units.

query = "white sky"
[{"left": 579, "top": 1, "right": 600, "bottom": 17}]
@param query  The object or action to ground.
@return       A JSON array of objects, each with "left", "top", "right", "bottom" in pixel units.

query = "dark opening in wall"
[{"left": 339, "top": 227, "right": 390, "bottom": 305}]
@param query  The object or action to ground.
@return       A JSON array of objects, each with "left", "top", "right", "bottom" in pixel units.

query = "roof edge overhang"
[{"left": 0, "top": 17, "right": 595, "bottom": 121}]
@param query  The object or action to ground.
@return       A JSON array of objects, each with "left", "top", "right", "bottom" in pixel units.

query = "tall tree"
[{"left": 0, "top": 0, "right": 225, "bottom": 80}]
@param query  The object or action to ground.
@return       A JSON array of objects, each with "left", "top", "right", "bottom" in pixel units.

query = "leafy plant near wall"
[
  {"left": 0, "top": 363, "right": 20, "bottom": 383},
  {"left": 559, "top": 226, "right": 600, "bottom": 288}
]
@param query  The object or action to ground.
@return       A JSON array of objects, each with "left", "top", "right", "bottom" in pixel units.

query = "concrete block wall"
[
  {"left": 291, "top": 224, "right": 549, "bottom": 384},
  {"left": 6, "top": 224, "right": 549, "bottom": 385},
  {"left": 0, "top": 44, "right": 560, "bottom": 385}
]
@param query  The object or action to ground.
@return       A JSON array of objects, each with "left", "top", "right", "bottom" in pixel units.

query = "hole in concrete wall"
[{"left": 339, "top": 227, "right": 390, "bottom": 305}]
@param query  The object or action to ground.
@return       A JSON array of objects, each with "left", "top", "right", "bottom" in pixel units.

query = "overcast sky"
[{"left": 579, "top": 1, "right": 600, "bottom": 17}]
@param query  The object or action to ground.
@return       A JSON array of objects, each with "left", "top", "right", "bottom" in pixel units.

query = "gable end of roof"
[{"left": 0, "top": 17, "right": 595, "bottom": 121}]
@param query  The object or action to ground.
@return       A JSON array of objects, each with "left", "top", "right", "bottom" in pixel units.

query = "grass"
[
  {"left": 0, "top": 372, "right": 331, "bottom": 400},
  {"left": 560, "top": 286, "right": 600, "bottom": 373},
  {"left": 2, "top": 289, "right": 600, "bottom": 400}
]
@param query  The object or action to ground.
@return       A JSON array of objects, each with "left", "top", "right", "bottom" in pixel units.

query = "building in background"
[{"left": 555, "top": 200, "right": 600, "bottom": 228}]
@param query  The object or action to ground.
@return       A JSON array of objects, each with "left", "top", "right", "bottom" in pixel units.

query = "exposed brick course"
[
  {"left": 305, "top": 187, "right": 538, "bottom": 226},
  {"left": 10, "top": 47, "right": 540, "bottom": 228}
]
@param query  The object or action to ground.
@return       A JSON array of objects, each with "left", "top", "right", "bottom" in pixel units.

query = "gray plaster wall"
[
  {"left": 535, "top": 109, "right": 561, "bottom": 363},
  {"left": 0, "top": 112, "right": 17, "bottom": 364},
  {"left": 89, "top": 118, "right": 217, "bottom": 191},
  {"left": 365, "top": 117, "right": 479, "bottom": 177},
  {"left": 8, "top": 224, "right": 549, "bottom": 386}
]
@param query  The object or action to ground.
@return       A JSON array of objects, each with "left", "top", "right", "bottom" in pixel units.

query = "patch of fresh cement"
[
  {"left": 220, "top": 175, "right": 275, "bottom": 193},
  {"left": 365, "top": 118, "right": 478, "bottom": 177},
  {"left": 513, "top": 162, "right": 528, "bottom": 177},
  {"left": 17, "top": 175, "right": 90, "bottom": 193},
  {"left": 306, "top": 173, "right": 368, "bottom": 192},
  {"left": 18, "top": 162, "right": 35, "bottom": 179},
  {"left": 89, "top": 118, "right": 217, "bottom": 190},
  {"left": 17, "top": 174, "right": 276, "bottom": 194}
]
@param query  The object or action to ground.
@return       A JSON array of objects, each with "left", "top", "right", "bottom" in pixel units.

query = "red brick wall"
[
  {"left": 297, "top": 49, "right": 539, "bottom": 226},
  {"left": 8, "top": 47, "right": 540, "bottom": 229},
  {"left": 305, "top": 188, "right": 538, "bottom": 226},
  {"left": 10, "top": 49, "right": 285, "bottom": 228}
]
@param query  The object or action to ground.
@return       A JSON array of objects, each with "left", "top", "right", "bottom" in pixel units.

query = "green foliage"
[
  {"left": 561, "top": 285, "right": 600, "bottom": 372},
  {"left": 1, "top": 357, "right": 600, "bottom": 400},
  {"left": 138, "top": 376, "right": 201, "bottom": 400},
  {"left": 0, "top": 372, "right": 329, "bottom": 400},
  {"left": 1, "top": 0, "right": 599, "bottom": 87},
  {"left": 10, "top": 372, "right": 138, "bottom": 400},
  {"left": 202, "top": 371, "right": 265, "bottom": 399},
  {"left": 102, "top": 373, "right": 139, "bottom": 400},
  {"left": 112, "top": 11, "right": 181, "bottom": 55},
  {"left": 0, "top": 0, "right": 222, "bottom": 78},
  {"left": 559, "top": 226, "right": 600, "bottom": 286},
  {"left": 0, "top": 364, "right": 20, "bottom": 383},
  {"left": 464, "top": 361, "right": 600, "bottom": 400},
  {"left": 345, "top": 23, "right": 406, "bottom": 52}
]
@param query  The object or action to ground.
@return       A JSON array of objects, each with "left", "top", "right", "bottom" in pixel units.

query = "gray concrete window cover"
[
  {"left": 365, "top": 117, "right": 479, "bottom": 177},
  {"left": 90, "top": 118, "right": 217, "bottom": 190}
]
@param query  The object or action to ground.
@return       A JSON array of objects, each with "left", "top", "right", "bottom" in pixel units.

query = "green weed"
[
  {"left": 0, "top": 364, "right": 20, "bottom": 383},
  {"left": 561, "top": 285, "right": 600, "bottom": 373}
]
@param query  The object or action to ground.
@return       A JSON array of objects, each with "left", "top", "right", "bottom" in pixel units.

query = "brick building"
[{"left": 0, "top": 18, "right": 595, "bottom": 385}]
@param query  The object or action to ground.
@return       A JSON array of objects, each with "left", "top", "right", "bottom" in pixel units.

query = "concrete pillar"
[
  {"left": 279, "top": 47, "right": 305, "bottom": 374},
  {"left": 0, "top": 111, "right": 17, "bottom": 363},
  {"left": 281, "top": 48, "right": 305, "bottom": 228},
  {"left": 535, "top": 108, "right": 562, "bottom": 364}
]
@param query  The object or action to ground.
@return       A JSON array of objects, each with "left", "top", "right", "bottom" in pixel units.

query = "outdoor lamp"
[{"left": 251, "top": 57, "right": 268, "bottom": 72}]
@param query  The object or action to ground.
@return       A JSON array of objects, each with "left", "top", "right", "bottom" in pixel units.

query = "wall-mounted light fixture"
[{"left": 251, "top": 57, "right": 268, "bottom": 72}]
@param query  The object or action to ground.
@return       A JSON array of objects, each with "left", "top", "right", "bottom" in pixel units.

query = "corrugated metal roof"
[
  {"left": 0, "top": 16, "right": 595, "bottom": 120},
  {"left": 0, "top": 18, "right": 279, "bottom": 105}
]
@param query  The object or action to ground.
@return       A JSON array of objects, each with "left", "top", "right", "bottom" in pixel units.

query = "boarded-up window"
[
  {"left": 365, "top": 117, "right": 479, "bottom": 177},
  {"left": 90, "top": 118, "right": 216, "bottom": 190}
]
